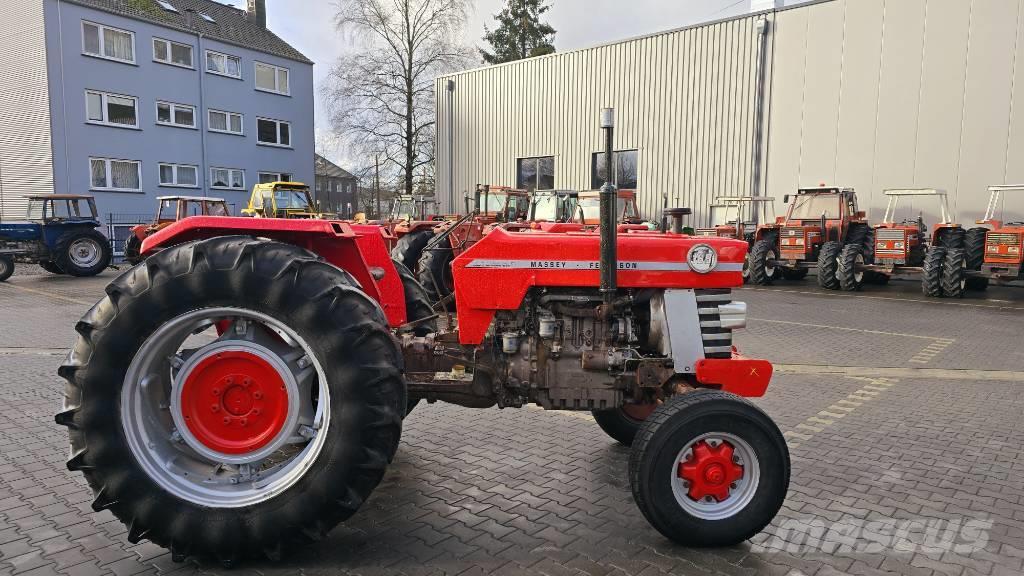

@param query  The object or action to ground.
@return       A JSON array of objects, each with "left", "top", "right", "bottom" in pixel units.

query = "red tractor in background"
[
  {"left": 382, "top": 194, "right": 455, "bottom": 273},
  {"left": 695, "top": 196, "right": 777, "bottom": 282},
  {"left": 926, "top": 184, "right": 1024, "bottom": 296},
  {"left": 747, "top": 186, "right": 874, "bottom": 288},
  {"left": 123, "top": 196, "right": 231, "bottom": 265},
  {"left": 55, "top": 112, "right": 789, "bottom": 563}
]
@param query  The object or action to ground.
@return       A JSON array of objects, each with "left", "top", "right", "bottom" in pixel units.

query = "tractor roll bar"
[{"left": 983, "top": 185, "right": 1024, "bottom": 222}]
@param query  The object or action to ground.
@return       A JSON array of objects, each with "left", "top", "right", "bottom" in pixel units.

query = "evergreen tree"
[{"left": 480, "top": 0, "right": 556, "bottom": 64}]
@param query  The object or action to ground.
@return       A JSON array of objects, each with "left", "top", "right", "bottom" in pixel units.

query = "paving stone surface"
[{"left": 0, "top": 272, "right": 1022, "bottom": 575}]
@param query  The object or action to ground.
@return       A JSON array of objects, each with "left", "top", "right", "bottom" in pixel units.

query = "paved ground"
[{"left": 1, "top": 270, "right": 1023, "bottom": 576}]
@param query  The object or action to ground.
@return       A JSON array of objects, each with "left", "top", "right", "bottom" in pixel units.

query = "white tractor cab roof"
[
  {"left": 881, "top": 188, "right": 953, "bottom": 225},
  {"left": 707, "top": 196, "right": 776, "bottom": 227},
  {"left": 981, "top": 184, "right": 1024, "bottom": 224},
  {"left": 156, "top": 195, "right": 227, "bottom": 203}
]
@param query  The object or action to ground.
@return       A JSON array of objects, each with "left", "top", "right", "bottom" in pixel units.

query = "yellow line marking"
[
  {"left": 0, "top": 282, "right": 93, "bottom": 305},
  {"left": 748, "top": 318, "right": 943, "bottom": 340},
  {"left": 807, "top": 416, "right": 834, "bottom": 426},
  {"left": 782, "top": 376, "right": 899, "bottom": 450},
  {"left": 796, "top": 423, "right": 824, "bottom": 433},
  {"left": 819, "top": 410, "right": 846, "bottom": 419}
]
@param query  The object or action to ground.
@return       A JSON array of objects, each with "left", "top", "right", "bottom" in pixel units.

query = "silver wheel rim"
[
  {"left": 764, "top": 250, "right": 777, "bottom": 277},
  {"left": 671, "top": 432, "right": 760, "bottom": 521},
  {"left": 69, "top": 238, "right": 102, "bottom": 268},
  {"left": 120, "top": 307, "right": 330, "bottom": 508},
  {"left": 853, "top": 253, "right": 864, "bottom": 283}
]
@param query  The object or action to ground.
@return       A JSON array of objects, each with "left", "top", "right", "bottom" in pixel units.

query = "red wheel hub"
[
  {"left": 178, "top": 350, "right": 290, "bottom": 455},
  {"left": 678, "top": 439, "right": 744, "bottom": 502}
]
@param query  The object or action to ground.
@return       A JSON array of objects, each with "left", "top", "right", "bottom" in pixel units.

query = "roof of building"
[
  {"left": 65, "top": 0, "right": 312, "bottom": 64},
  {"left": 315, "top": 154, "right": 357, "bottom": 180}
]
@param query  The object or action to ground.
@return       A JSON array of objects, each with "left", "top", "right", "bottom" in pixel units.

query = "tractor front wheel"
[
  {"left": 747, "top": 240, "right": 777, "bottom": 286},
  {"left": 922, "top": 246, "right": 946, "bottom": 297},
  {"left": 816, "top": 241, "right": 842, "bottom": 290},
  {"left": 418, "top": 245, "right": 455, "bottom": 303},
  {"left": 56, "top": 237, "right": 406, "bottom": 563},
  {"left": 941, "top": 247, "right": 968, "bottom": 298},
  {"left": 391, "top": 229, "right": 434, "bottom": 273},
  {"left": 593, "top": 403, "right": 657, "bottom": 446},
  {"left": 55, "top": 229, "right": 111, "bottom": 277},
  {"left": 963, "top": 228, "right": 989, "bottom": 291},
  {"left": 836, "top": 244, "right": 866, "bottom": 291},
  {"left": 0, "top": 255, "right": 13, "bottom": 282},
  {"left": 629, "top": 390, "right": 789, "bottom": 546}
]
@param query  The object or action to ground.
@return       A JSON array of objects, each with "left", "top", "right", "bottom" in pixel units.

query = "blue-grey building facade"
[{"left": 0, "top": 0, "right": 314, "bottom": 221}]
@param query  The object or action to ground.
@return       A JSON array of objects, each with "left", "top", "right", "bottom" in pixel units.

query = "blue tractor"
[{"left": 0, "top": 194, "right": 112, "bottom": 282}]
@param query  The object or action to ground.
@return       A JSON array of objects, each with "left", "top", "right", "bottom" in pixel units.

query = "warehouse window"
[
  {"left": 90, "top": 158, "right": 141, "bottom": 191},
  {"left": 211, "top": 167, "right": 245, "bottom": 189},
  {"left": 153, "top": 38, "right": 193, "bottom": 68},
  {"left": 82, "top": 21, "right": 135, "bottom": 63},
  {"left": 85, "top": 91, "right": 138, "bottom": 128},
  {"left": 516, "top": 156, "right": 555, "bottom": 191},
  {"left": 156, "top": 101, "right": 195, "bottom": 128},
  {"left": 257, "top": 118, "right": 291, "bottom": 147},
  {"left": 158, "top": 163, "right": 199, "bottom": 188},
  {"left": 592, "top": 149, "right": 638, "bottom": 190}
]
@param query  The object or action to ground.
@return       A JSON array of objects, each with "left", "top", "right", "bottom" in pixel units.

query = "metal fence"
[{"left": 106, "top": 213, "right": 151, "bottom": 260}]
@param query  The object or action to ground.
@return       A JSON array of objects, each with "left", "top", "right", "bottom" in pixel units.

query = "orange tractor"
[
  {"left": 123, "top": 196, "right": 230, "bottom": 264},
  {"left": 924, "top": 184, "right": 1024, "bottom": 296},
  {"left": 381, "top": 194, "right": 454, "bottom": 272},
  {"left": 696, "top": 196, "right": 777, "bottom": 282},
  {"left": 57, "top": 112, "right": 789, "bottom": 564},
  {"left": 747, "top": 186, "right": 873, "bottom": 288}
]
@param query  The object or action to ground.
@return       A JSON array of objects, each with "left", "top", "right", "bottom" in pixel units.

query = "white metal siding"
[
  {"left": 436, "top": 13, "right": 772, "bottom": 225},
  {"left": 0, "top": 0, "right": 53, "bottom": 220}
]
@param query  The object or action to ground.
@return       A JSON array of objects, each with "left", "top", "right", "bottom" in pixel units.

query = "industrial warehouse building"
[{"left": 435, "top": 0, "right": 1024, "bottom": 227}]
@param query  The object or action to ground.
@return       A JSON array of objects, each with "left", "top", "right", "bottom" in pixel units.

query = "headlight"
[
  {"left": 1010, "top": 246, "right": 1020, "bottom": 254},
  {"left": 894, "top": 242, "right": 905, "bottom": 249},
  {"left": 687, "top": 244, "right": 718, "bottom": 274},
  {"left": 988, "top": 245, "right": 999, "bottom": 253}
]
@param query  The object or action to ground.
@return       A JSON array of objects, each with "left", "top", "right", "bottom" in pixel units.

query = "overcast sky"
[{"left": 222, "top": 0, "right": 793, "bottom": 167}]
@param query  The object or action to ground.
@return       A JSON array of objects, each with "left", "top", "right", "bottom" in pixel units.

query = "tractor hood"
[{"left": 0, "top": 221, "right": 42, "bottom": 241}]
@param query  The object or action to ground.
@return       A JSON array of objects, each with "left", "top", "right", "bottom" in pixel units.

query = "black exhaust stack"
[{"left": 599, "top": 109, "right": 617, "bottom": 304}]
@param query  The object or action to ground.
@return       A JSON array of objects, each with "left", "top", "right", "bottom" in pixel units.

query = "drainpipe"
[
  {"left": 749, "top": 16, "right": 769, "bottom": 224},
  {"left": 186, "top": 10, "right": 209, "bottom": 195},
  {"left": 446, "top": 79, "right": 455, "bottom": 212}
]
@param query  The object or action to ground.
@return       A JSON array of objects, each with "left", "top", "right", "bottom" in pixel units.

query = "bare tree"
[{"left": 324, "top": 0, "right": 474, "bottom": 196}]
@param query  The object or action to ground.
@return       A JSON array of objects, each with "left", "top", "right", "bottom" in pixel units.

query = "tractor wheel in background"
[
  {"left": 836, "top": 244, "right": 866, "bottom": 292},
  {"left": 747, "top": 240, "right": 777, "bottom": 286},
  {"left": 0, "top": 255, "right": 13, "bottom": 282},
  {"left": 921, "top": 246, "right": 946, "bottom": 297},
  {"left": 941, "top": 247, "right": 967, "bottom": 298},
  {"left": 393, "top": 258, "right": 439, "bottom": 417},
  {"left": 937, "top": 227, "right": 966, "bottom": 250},
  {"left": 123, "top": 235, "right": 143, "bottom": 265},
  {"left": 845, "top": 225, "right": 869, "bottom": 248},
  {"left": 418, "top": 245, "right": 455, "bottom": 303},
  {"left": 391, "top": 229, "right": 434, "bottom": 273},
  {"left": 781, "top": 268, "right": 808, "bottom": 281},
  {"left": 55, "top": 236, "right": 406, "bottom": 563},
  {"left": 39, "top": 260, "right": 65, "bottom": 275},
  {"left": 963, "top": 228, "right": 989, "bottom": 291},
  {"left": 816, "top": 241, "right": 842, "bottom": 290},
  {"left": 593, "top": 403, "right": 658, "bottom": 447},
  {"left": 629, "top": 390, "right": 789, "bottom": 547},
  {"left": 54, "top": 229, "right": 111, "bottom": 277}
]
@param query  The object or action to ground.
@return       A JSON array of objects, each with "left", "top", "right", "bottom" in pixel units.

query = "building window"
[
  {"left": 153, "top": 38, "right": 193, "bottom": 68},
  {"left": 259, "top": 172, "right": 292, "bottom": 184},
  {"left": 516, "top": 156, "right": 555, "bottom": 191},
  {"left": 85, "top": 90, "right": 138, "bottom": 128},
  {"left": 257, "top": 118, "right": 291, "bottom": 147},
  {"left": 206, "top": 50, "right": 241, "bottom": 78},
  {"left": 158, "top": 163, "right": 199, "bottom": 188},
  {"left": 156, "top": 101, "right": 196, "bottom": 128},
  {"left": 82, "top": 21, "right": 135, "bottom": 63},
  {"left": 255, "top": 62, "right": 289, "bottom": 95},
  {"left": 211, "top": 167, "right": 245, "bottom": 189},
  {"left": 90, "top": 158, "right": 141, "bottom": 191},
  {"left": 591, "top": 149, "right": 639, "bottom": 189},
  {"left": 208, "top": 109, "right": 243, "bottom": 134}
]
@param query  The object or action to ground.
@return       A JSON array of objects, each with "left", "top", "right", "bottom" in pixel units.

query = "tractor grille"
[
  {"left": 988, "top": 233, "right": 1021, "bottom": 247},
  {"left": 987, "top": 233, "right": 1023, "bottom": 263},
  {"left": 780, "top": 227, "right": 807, "bottom": 259},
  {"left": 875, "top": 228, "right": 907, "bottom": 258},
  {"left": 695, "top": 289, "right": 734, "bottom": 359}
]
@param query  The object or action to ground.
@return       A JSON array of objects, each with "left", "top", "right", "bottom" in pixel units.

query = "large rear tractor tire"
[
  {"left": 941, "top": 247, "right": 967, "bottom": 298},
  {"left": 816, "top": 241, "right": 842, "bottom": 290},
  {"left": 55, "top": 229, "right": 111, "bottom": 277},
  {"left": 747, "top": 240, "right": 778, "bottom": 286},
  {"left": 391, "top": 229, "right": 434, "bottom": 273},
  {"left": 0, "top": 255, "right": 13, "bottom": 282},
  {"left": 418, "top": 244, "right": 455, "bottom": 303},
  {"left": 40, "top": 260, "right": 65, "bottom": 275},
  {"left": 593, "top": 403, "right": 658, "bottom": 447},
  {"left": 963, "top": 228, "right": 989, "bottom": 291},
  {"left": 937, "top": 227, "right": 966, "bottom": 250},
  {"left": 836, "top": 244, "right": 866, "bottom": 292},
  {"left": 629, "top": 390, "right": 789, "bottom": 546},
  {"left": 56, "top": 237, "right": 406, "bottom": 564},
  {"left": 921, "top": 246, "right": 946, "bottom": 297}
]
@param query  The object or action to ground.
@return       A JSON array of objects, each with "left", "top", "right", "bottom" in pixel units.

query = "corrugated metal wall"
[
  {"left": 435, "top": 13, "right": 773, "bottom": 225},
  {"left": 767, "top": 0, "right": 1024, "bottom": 223},
  {"left": 0, "top": 0, "right": 54, "bottom": 220},
  {"left": 438, "top": 0, "right": 1024, "bottom": 225}
]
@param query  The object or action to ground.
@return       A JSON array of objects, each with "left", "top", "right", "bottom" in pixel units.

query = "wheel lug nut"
[
  {"left": 222, "top": 417, "right": 230, "bottom": 424},
  {"left": 253, "top": 392, "right": 263, "bottom": 400},
  {"left": 211, "top": 405, "right": 220, "bottom": 412},
  {"left": 252, "top": 408, "right": 260, "bottom": 415},
  {"left": 240, "top": 418, "right": 248, "bottom": 427},
  {"left": 212, "top": 388, "right": 221, "bottom": 396}
]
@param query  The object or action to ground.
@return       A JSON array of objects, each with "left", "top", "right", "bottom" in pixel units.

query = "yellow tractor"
[{"left": 241, "top": 181, "right": 334, "bottom": 219}]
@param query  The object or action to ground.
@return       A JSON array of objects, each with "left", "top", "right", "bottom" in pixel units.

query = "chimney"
[
  {"left": 750, "top": 0, "right": 783, "bottom": 12},
  {"left": 247, "top": 0, "right": 266, "bottom": 28}
]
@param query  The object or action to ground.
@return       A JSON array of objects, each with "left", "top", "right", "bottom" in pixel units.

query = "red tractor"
[
  {"left": 56, "top": 137, "right": 789, "bottom": 564},
  {"left": 925, "top": 184, "right": 1024, "bottom": 296},
  {"left": 123, "top": 196, "right": 231, "bottom": 265},
  {"left": 747, "top": 186, "right": 873, "bottom": 288},
  {"left": 695, "top": 196, "right": 777, "bottom": 282},
  {"left": 382, "top": 194, "right": 452, "bottom": 273}
]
